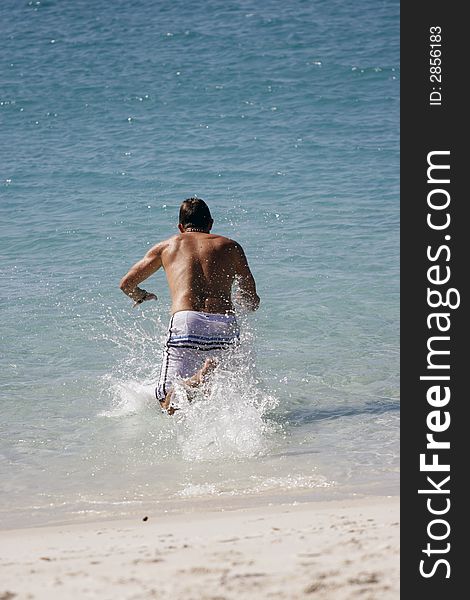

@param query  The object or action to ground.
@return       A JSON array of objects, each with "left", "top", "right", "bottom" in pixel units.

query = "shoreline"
[
  {"left": 0, "top": 484, "right": 398, "bottom": 532},
  {"left": 1, "top": 496, "right": 399, "bottom": 599}
]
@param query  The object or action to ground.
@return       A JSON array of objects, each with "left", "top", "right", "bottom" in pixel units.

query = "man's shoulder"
[
  {"left": 156, "top": 233, "right": 242, "bottom": 252},
  {"left": 211, "top": 234, "right": 240, "bottom": 248},
  {"left": 162, "top": 234, "right": 184, "bottom": 246},
  {"left": 214, "top": 236, "right": 247, "bottom": 259},
  {"left": 146, "top": 236, "right": 177, "bottom": 256}
]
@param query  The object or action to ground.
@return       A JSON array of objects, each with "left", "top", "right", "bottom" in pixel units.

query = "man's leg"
[
  {"left": 160, "top": 358, "right": 218, "bottom": 414},
  {"left": 184, "top": 357, "right": 218, "bottom": 387}
]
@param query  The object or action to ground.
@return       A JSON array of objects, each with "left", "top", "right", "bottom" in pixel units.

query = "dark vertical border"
[{"left": 401, "top": 2, "right": 465, "bottom": 595}]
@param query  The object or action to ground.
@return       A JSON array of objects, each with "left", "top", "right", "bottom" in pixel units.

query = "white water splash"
[
  {"left": 171, "top": 362, "right": 279, "bottom": 461},
  {"left": 98, "top": 311, "right": 280, "bottom": 461}
]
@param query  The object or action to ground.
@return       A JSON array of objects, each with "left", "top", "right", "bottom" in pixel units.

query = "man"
[{"left": 120, "top": 197, "right": 260, "bottom": 413}]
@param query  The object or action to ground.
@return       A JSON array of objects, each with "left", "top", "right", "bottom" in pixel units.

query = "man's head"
[{"left": 178, "top": 197, "right": 213, "bottom": 233}]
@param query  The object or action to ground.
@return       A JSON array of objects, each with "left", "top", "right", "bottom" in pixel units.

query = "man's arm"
[
  {"left": 233, "top": 243, "right": 260, "bottom": 311},
  {"left": 119, "top": 243, "right": 163, "bottom": 306}
]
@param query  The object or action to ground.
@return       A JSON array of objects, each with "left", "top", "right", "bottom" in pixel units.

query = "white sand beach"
[{"left": 1, "top": 497, "right": 399, "bottom": 600}]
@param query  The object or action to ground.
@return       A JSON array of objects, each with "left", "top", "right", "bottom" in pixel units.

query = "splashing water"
[
  {"left": 98, "top": 309, "right": 279, "bottom": 461},
  {"left": 172, "top": 362, "right": 279, "bottom": 461}
]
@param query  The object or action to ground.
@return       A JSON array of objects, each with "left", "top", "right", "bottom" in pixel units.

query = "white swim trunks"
[{"left": 155, "top": 310, "right": 240, "bottom": 402}]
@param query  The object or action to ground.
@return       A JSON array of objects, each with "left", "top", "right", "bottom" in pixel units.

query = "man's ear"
[{"left": 178, "top": 223, "right": 185, "bottom": 233}]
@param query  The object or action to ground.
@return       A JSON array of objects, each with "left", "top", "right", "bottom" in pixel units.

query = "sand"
[{"left": 0, "top": 497, "right": 399, "bottom": 600}]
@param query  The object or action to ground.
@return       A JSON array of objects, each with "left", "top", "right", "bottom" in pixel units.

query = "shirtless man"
[{"left": 120, "top": 198, "right": 260, "bottom": 413}]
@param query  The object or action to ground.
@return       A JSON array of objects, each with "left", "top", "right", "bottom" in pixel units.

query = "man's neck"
[{"left": 184, "top": 227, "right": 209, "bottom": 233}]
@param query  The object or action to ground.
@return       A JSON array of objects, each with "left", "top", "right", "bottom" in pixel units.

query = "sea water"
[{"left": 0, "top": 0, "right": 399, "bottom": 528}]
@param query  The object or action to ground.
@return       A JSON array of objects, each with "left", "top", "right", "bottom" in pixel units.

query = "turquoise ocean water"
[{"left": 0, "top": 0, "right": 399, "bottom": 528}]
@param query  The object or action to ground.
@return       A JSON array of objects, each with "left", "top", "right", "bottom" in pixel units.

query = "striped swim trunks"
[{"left": 155, "top": 310, "right": 240, "bottom": 402}]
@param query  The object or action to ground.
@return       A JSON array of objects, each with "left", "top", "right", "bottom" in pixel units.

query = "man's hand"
[
  {"left": 120, "top": 243, "right": 163, "bottom": 306},
  {"left": 233, "top": 243, "right": 260, "bottom": 312},
  {"left": 132, "top": 291, "right": 157, "bottom": 308},
  {"left": 233, "top": 289, "right": 259, "bottom": 311}
]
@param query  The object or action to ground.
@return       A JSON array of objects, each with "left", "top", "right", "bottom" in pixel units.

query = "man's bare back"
[
  {"left": 155, "top": 232, "right": 257, "bottom": 314},
  {"left": 120, "top": 225, "right": 259, "bottom": 314}
]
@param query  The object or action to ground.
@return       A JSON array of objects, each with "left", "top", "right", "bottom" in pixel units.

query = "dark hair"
[{"left": 179, "top": 197, "right": 213, "bottom": 229}]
